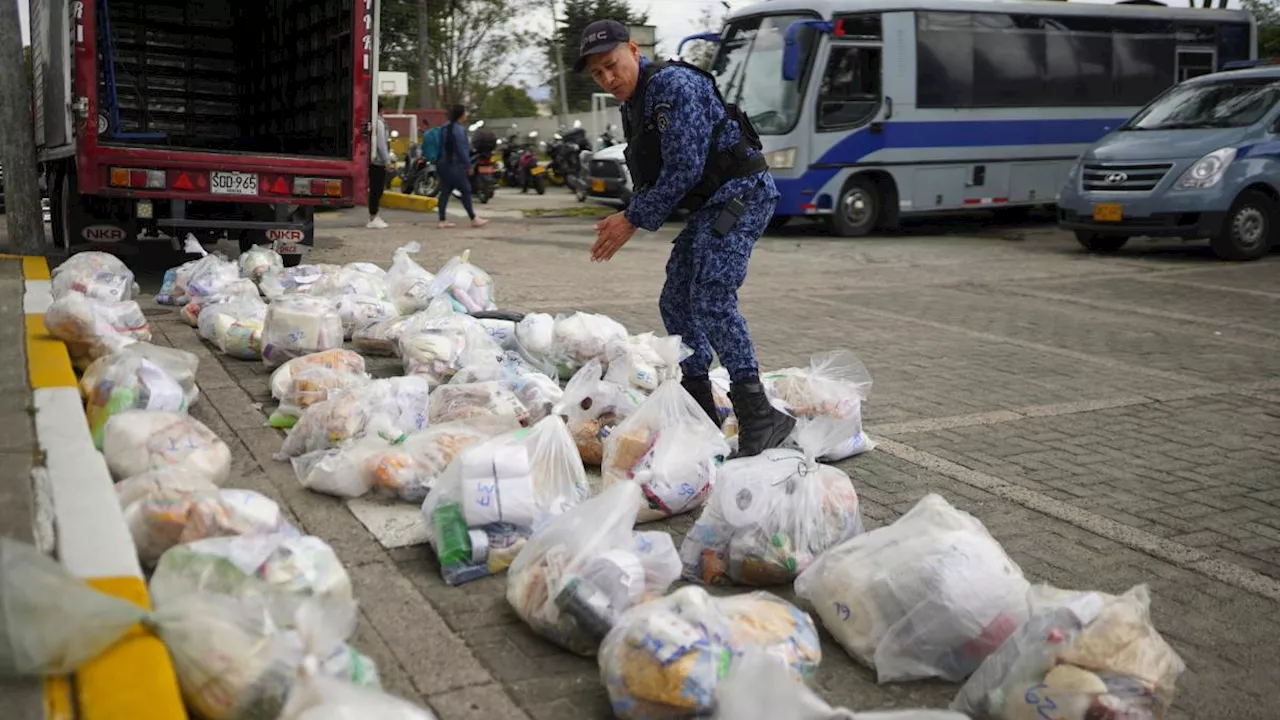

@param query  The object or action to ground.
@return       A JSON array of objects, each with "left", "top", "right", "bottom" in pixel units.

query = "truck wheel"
[
  {"left": 53, "top": 165, "right": 83, "bottom": 254},
  {"left": 829, "top": 177, "right": 879, "bottom": 237},
  {"left": 1074, "top": 231, "right": 1129, "bottom": 252},
  {"left": 1212, "top": 190, "right": 1274, "bottom": 261}
]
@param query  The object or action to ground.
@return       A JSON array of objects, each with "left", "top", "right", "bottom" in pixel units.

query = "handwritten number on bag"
[
  {"left": 835, "top": 602, "right": 852, "bottom": 621},
  {"left": 679, "top": 483, "right": 695, "bottom": 497},
  {"left": 1023, "top": 683, "right": 1058, "bottom": 720},
  {"left": 475, "top": 480, "right": 496, "bottom": 507}
]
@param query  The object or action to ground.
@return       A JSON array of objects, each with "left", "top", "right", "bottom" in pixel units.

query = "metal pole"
[
  {"left": 0, "top": 0, "right": 44, "bottom": 253},
  {"left": 550, "top": 0, "right": 571, "bottom": 121}
]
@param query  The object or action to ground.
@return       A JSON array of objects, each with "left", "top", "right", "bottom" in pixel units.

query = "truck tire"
[
  {"left": 829, "top": 176, "right": 879, "bottom": 237},
  {"left": 1074, "top": 231, "right": 1129, "bottom": 253},
  {"left": 1212, "top": 190, "right": 1274, "bottom": 261},
  {"left": 52, "top": 165, "right": 83, "bottom": 254}
]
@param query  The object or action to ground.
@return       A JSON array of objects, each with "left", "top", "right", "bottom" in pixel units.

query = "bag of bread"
[
  {"left": 102, "top": 409, "right": 232, "bottom": 484},
  {"left": 507, "top": 482, "right": 681, "bottom": 656},
  {"left": 262, "top": 296, "right": 345, "bottom": 369},
  {"left": 556, "top": 359, "right": 644, "bottom": 466},
  {"left": 364, "top": 416, "right": 521, "bottom": 503},
  {"left": 951, "top": 585, "right": 1183, "bottom": 720},
  {"left": 550, "top": 311, "right": 628, "bottom": 379},
  {"left": 422, "top": 416, "right": 590, "bottom": 586},
  {"left": 601, "top": 379, "right": 730, "bottom": 524},
  {"left": 761, "top": 350, "right": 875, "bottom": 461},
  {"left": 680, "top": 419, "right": 863, "bottom": 587},
  {"left": 598, "top": 586, "right": 822, "bottom": 719},
  {"left": 603, "top": 333, "right": 689, "bottom": 393},
  {"left": 428, "top": 380, "right": 531, "bottom": 426},
  {"left": 794, "top": 493, "right": 1030, "bottom": 684}
]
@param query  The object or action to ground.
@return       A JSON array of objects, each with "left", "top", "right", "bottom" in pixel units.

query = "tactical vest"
[{"left": 621, "top": 59, "right": 768, "bottom": 212}]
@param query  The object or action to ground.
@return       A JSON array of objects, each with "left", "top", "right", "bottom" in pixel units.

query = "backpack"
[{"left": 421, "top": 125, "right": 444, "bottom": 163}]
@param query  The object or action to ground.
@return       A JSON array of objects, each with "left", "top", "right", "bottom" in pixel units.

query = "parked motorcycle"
[
  {"left": 399, "top": 153, "right": 439, "bottom": 197},
  {"left": 469, "top": 120, "right": 498, "bottom": 204},
  {"left": 553, "top": 120, "right": 593, "bottom": 201},
  {"left": 520, "top": 131, "right": 547, "bottom": 195},
  {"left": 598, "top": 124, "right": 619, "bottom": 149}
]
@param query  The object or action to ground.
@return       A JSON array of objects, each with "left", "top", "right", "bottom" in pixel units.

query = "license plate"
[
  {"left": 478, "top": 166, "right": 495, "bottom": 174},
  {"left": 591, "top": 178, "right": 605, "bottom": 192},
  {"left": 1092, "top": 203, "right": 1123, "bottom": 222},
  {"left": 211, "top": 171, "right": 259, "bottom": 196},
  {"left": 268, "top": 229, "right": 306, "bottom": 256}
]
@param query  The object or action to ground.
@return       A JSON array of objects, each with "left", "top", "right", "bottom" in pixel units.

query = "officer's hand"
[{"left": 591, "top": 212, "right": 637, "bottom": 262}]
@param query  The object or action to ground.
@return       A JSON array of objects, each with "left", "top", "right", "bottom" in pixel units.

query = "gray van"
[{"left": 1057, "top": 63, "right": 1280, "bottom": 261}]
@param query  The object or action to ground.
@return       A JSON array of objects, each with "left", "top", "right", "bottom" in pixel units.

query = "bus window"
[{"left": 817, "top": 46, "right": 882, "bottom": 130}]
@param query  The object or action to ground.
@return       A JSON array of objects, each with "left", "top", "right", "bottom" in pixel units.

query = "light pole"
[{"left": 549, "top": 0, "right": 572, "bottom": 122}]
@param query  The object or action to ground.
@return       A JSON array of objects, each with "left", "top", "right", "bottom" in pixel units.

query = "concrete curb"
[
  {"left": 380, "top": 191, "right": 439, "bottom": 213},
  {"left": 17, "top": 256, "right": 188, "bottom": 720}
]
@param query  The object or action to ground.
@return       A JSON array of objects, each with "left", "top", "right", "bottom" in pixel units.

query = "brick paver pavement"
[{"left": 134, "top": 200, "right": 1279, "bottom": 720}]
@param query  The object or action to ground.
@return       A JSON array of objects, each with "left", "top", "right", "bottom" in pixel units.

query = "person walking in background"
[
  {"left": 436, "top": 104, "right": 488, "bottom": 229},
  {"left": 367, "top": 106, "right": 390, "bottom": 229}
]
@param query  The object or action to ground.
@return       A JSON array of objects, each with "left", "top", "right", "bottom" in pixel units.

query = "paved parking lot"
[{"left": 38, "top": 189, "right": 1280, "bottom": 720}]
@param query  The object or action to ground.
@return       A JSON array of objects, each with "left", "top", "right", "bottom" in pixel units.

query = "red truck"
[{"left": 28, "top": 0, "right": 379, "bottom": 266}]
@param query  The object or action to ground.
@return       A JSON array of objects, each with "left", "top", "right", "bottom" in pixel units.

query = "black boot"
[
  {"left": 729, "top": 381, "right": 796, "bottom": 459},
  {"left": 681, "top": 375, "right": 722, "bottom": 428}
]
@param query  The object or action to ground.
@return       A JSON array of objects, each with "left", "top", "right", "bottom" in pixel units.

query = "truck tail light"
[
  {"left": 109, "top": 167, "right": 165, "bottom": 189},
  {"left": 264, "top": 176, "right": 291, "bottom": 195},
  {"left": 293, "top": 177, "right": 343, "bottom": 197}
]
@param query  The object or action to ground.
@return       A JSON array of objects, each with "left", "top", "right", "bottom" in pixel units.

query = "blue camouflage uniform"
[{"left": 622, "top": 55, "right": 780, "bottom": 384}]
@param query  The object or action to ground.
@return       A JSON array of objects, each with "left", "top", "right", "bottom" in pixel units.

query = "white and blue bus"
[{"left": 680, "top": 0, "right": 1256, "bottom": 235}]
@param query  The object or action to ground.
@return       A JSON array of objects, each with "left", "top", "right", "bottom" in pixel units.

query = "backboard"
[{"left": 378, "top": 70, "right": 409, "bottom": 97}]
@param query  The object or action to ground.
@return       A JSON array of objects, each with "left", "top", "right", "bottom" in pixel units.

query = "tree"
[
  {"left": 416, "top": 0, "right": 434, "bottom": 106},
  {"left": 547, "top": 0, "right": 649, "bottom": 112},
  {"left": 477, "top": 84, "right": 539, "bottom": 118},
  {"left": 682, "top": 6, "right": 727, "bottom": 69},
  {"left": 1243, "top": 0, "right": 1280, "bottom": 55}
]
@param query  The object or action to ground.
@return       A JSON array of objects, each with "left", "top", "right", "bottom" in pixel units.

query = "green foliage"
[
  {"left": 682, "top": 6, "right": 727, "bottom": 70},
  {"left": 478, "top": 84, "right": 539, "bottom": 118},
  {"left": 547, "top": 0, "right": 649, "bottom": 112}
]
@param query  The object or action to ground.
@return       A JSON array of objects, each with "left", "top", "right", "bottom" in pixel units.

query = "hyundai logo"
[{"left": 1104, "top": 172, "right": 1128, "bottom": 184}]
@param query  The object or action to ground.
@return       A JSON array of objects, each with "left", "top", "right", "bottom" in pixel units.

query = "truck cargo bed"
[{"left": 97, "top": 0, "right": 354, "bottom": 158}]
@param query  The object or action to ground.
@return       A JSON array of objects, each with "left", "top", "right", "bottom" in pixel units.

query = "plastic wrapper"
[
  {"left": 951, "top": 585, "right": 1183, "bottom": 720},
  {"left": 428, "top": 380, "right": 531, "bottom": 427},
  {"left": 44, "top": 293, "right": 150, "bottom": 368},
  {"left": 399, "top": 312, "right": 503, "bottom": 388},
  {"left": 163, "top": 252, "right": 233, "bottom": 306},
  {"left": 603, "top": 333, "right": 689, "bottom": 393},
  {"left": 262, "top": 296, "right": 345, "bottom": 369},
  {"left": 82, "top": 354, "right": 189, "bottom": 449},
  {"left": 125, "top": 487, "right": 300, "bottom": 567},
  {"left": 335, "top": 295, "right": 399, "bottom": 339},
  {"left": 239, "top": 245, "right": 284, "bottom": 283},
  {"left": 550, "top": 311, "right": 628, "bottom": 379},
  {"left": 709, "top": 369, "right": 738, "bottom": 439},
  {"left": 478, "top": 318, "right": 519, "bottom": 351},
  {"left": 180, "top": 277, "right": 260, "bottom": 326},
  {"left": 427, "top": 250, "right": 496, "bottom": 313},
  {"left": 309, "top": 265, "right": 391, "bottom": 302},
  {"left": 422, "top": 416, "right": 591, "bottom": 586},
  {"left": 116, "top": 465, "right": 221, "bottom": 508},
  {"left": 51, "top": 251, "right": 138, "bottom": 302},
  {"left": 794, "top": 493, "right": 1031, "bottom": 683},
  {"left": 102, "top": 409, "right": 232, "bottom": 484},
  {"left": 507, "top": 482, "right": 682, "bottom": 655},
  {"left": 276, "top": 376, "right": 430, "bottom": 459},
  {"left": 386, "top": 242, "right": 436, "bottom": 314},
  {"left": 556, "top": 359, "right": 644, "bottom": 465},
  {"left": 81, "top": 341, "right": 199, "bottom": 405},
  {"left": 602, "top": 380, "right": 730, "bottom": 523},
  {"left": 352, "top": 314, "right": 416, "bottom": 357},
  {"left": 364, "top": 416, "right": 521, "bottom": 503},
  {"left": 344, "top": 261, "right": 386, "bottom": 279},
  {"left": 680, "top": 420, "right": 863, "bottom": 587},
  {"left": 715, "top": 649, "right": 969, "bottom": 720},
  {"left": 515, "top": 312, "right": 555, "bottom": 364},
  {"left": 447, "top": 353, "right": 563, "bottom": 424},
  {"left": 762, "top": 350, "right": 875, "bottom": 461},
  {"left": 290, "top": 435, "right": 391, "bottom": 499},
  {"left": 198, "top": 296, "right": 270, "bottom": 360},
  {"left": 260, "top": 264, "right": 330, "bottom": 301},
  {"left": 598, "top": 586, "right": 822, "bottom": 720},
  {"left": 269, "top": 354, "right": 372, "bottom": 424}
]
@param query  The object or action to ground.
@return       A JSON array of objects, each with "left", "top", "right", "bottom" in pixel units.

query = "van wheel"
[
  {"left": 1212, "top": 190, "right": 1274, "bottom": 261},
  {"left": 829, "top": 177, "right": 879, "bottom": 237},
  {"left": 1074, "top": 231, "right": 1129, "bottom": 252}
]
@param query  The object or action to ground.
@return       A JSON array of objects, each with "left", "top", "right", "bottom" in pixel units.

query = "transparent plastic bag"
[
  {"left": 550, "top": 311, "right": 628, "bottom": 379},
  {"left": 352, "top": 313, "right": 414, "bottom": 357},
  {"left": 198, "top": 296, "right": 270, "bottom": 360},
  {"left": 125, "top": 487, "right": 300, "bottom": 567},
  {"left": 83, "top": 355, "right": 189, "bottom": 449},
  {"left": 515, "top": 312, "right": 555, "bottom": 364},
  {"left": 428, "top": 380, "right": 531, "bottom": 427},
  {"left": 271, "top": 362, "right": 372, "bottom": 423},
  {"left": 714, "top": 649, "right": 969, "bottom": 720},
  {"left": 680, "top": 420, "right": 863, "bottom": 587},
  {"left": 181, "top": 277, "right": 260, "bottom": 326},
  {"left": 603, "top": 333, "right": 689, "bottom": 393},
  {"left": 400, "top": 313, "right": 504, "bottom": 388},
  {"left": 598, "top": 586, "right": 822, "bottom": 720},
  {"left": 602, "top": 379, "right": 730, "bottom": 523},
  {"left": 310, "top": 266, "right": 391, "bottom": 302},
  {"left": 44, "top": 293, "right": 150, "bottom": 368},
  {"left": 262, "top": 296, "right": 345, "bottom": 369},
  {"left": 102, "top": 409, "right": 232, "bottom": 484},
  {"left": 280, "top": 674, "right": 438, "bottom": 720},
  {"left": 51, "top": 251, "right": 138, "bottom": 302},
  {"left": 710, "top": 369, "right": 738, "bottom": 439},
  {"left": 157, "top": 258, "right": 202, "bottom": 305},
  {"left": 762, "top": 350, "right": 875, "bottom": 461},
  {"left": 275, "top": 376, "right": 430, "bottom": 459},
  {"left": 334, "top": 295, "right": 399, "bottom": 339},
  {"left": 183, "top": 255, "right": 241, "bottom": 301},
  {"left": 364, "top": 416, "right": 521, "bottom": 503},
  {"left": 386, "top": 242, "right": 436, "bottom": 314},
  {"left": 239, "top": 245, "right": 284, "bottom": 284},
  {"left": 343, "top": 261, "right": 386, "bottom": 279},
  {"left": 290, "top": 435, "right": 391, "bottom": 499},
  {"left": 115, "top": 465, "right": 221, "bottom": 508},
  {"left": 794, "top": 493, "right": 1030, "bottom": 683},
  {"left": 451, "top": 352, "right": 563, "bottom": 424},
  {"left": 81, "top": 341, "right": 199, "bottom": 406},
  {"left": 260, "top": 264, "right": 330, "bottom": 301},
  {"left": 427, "top": 249, "right": 497, "bottom": 313},
  {"left": 952, "top": 585, "right": 1183, "bottom": 720},
  {"left": 269, "top": 349, "right": 368, "bottom": 401},
  {"left": 422, "top": 416, "right": 591, "bottom": 586},
  {"left": 507, "top": 483, "right": 681, "bottom": 655},
  {"left": 556, "top": 359, "right": 645, "bottom": 466}
]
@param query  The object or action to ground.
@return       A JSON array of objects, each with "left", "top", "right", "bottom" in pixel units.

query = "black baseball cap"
[{"left": 574, "top": 19, "right": 629, "bottom": 72}]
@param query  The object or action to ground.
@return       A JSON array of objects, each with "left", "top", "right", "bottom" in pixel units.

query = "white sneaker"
[{"left": 366, "top": 217, "right": 389, "bottom": 229}]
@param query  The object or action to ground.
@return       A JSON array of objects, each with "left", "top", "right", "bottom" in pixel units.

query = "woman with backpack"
[{"left": 435, "top": 104, "right": 488, "bottom": 229}]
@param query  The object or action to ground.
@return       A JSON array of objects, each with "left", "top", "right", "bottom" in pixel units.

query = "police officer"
[{"left": 576, "top": 19, "right": 794, "bottom": 458}]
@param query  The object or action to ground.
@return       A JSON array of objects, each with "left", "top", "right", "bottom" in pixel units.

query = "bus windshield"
[
  {"left": 1123, "top": 78, "right": 1280, "bottom": 130},
  {"left": 711, "top": 14, "right": 818, "bottom": 135}
]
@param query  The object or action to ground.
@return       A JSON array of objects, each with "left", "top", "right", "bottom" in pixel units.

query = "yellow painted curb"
[
  {"left": 26, "top": 313, "right": 77, "bottom": 389},
  {"left": 380, "top": 191, "right": 439, "bottom": 213}
]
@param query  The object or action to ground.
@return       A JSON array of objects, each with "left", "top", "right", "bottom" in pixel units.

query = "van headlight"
[
  {"left": 764, "top": 147, "right": 796, "bottom": 170},
  {"left": 1176, "top": 147, "right": 1236, "bottom": 190}
]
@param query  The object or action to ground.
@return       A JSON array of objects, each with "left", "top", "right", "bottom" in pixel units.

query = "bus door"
[{"left": 810, "top": 24, "right": 885, "bottom": 225}]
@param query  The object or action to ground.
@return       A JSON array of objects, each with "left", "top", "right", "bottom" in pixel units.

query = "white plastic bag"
[
  {"left": 271, "top": 360, "right": 372, "bottom": 423},
  {"left": 427, "top": 249, "right": 496, "bottom": 313},
  {"left": 51, "top": 251, "right": 138, "bottom": 302},
  {"left": 102, "top": 409, "right": 232, "bottom": 484},
  {"left": 156, "top": 258, "right": 202, "bottom": 305},
  {"left": 290, "top": 435, "right": 391, "bottom": 499},
  {"left": 680, "top": 420, "right": 863, "bottom": 587},
  {"left": 197, "top": 296, "right": 269, "bottom": 360},
  {"left": 363, "top": 416, "right": 522, "bottom": 503},
  {"left": 428, "top": 380, "right": 532, "bottom": 427},
  {"left": 399, "top": 312, "right": 503, "bottom": 388},
  {"left": 601, "top": 379, "right": 730, "bottom": 523},
  {"left": 352, "top": 313, "right": 416, "bottom": 357},
  {"left": 794, "top": 493, "right": 1030, "bottom": 683},
  {"left": 515, "top": 312, "right": 555, "bottom": 366},
  {"left": 44, "top": 293, "right": 150, "bottom": 367},
  {"left": 81, "top": 341, "right": 199, "bottom": 405},
  {"left": 603, "top": 333, "right": 689, "bottom": 393},
  {"left": 386, "top": 242, "right": 436, "bottom": 314},
  {"left": 598, "top": 586, "right": 822, "bottom": 719},
  {"left": 262, "top": 296, "right": 345, "bottom": 369},
  {"left": 115, "top": 465, "right": 221, "bottom": 508},
  {"left": 763, "top": 350, "right": 875, "bottom": 461},
  {"left": 309, "top": 265, "right": 391, "bottom": 302},
  {"left": 82, "top": 354, "right": 189, "bottom": 449},
  {"left": 275, "top": 376, "right": 431, "bottom": 459},
  {"left": 422, "top": 416, "right": 590, "bottom": 586},
  {"left": 260, "top": 264, "right": 335, "bottom": 301},
  {"left": 334, "top": 295, "right": 399, "bottom": 339},
  {"left": 556, "top": 358, "right": 644, "bottom": 466},
  {"left": 180, "top": 277, "right": 259, "bottom": 326},
  {"left": 239, "top": 245, "right": 284, "bottom": 284},
  {"left": 451, "top": 352, "right": 563, "bottom": 424},
  {"left": 550, "top": 311, "right": 628, "bottom": 379},
  {"left": 125, "top": 487, "right": 300, "bottom": 567}
]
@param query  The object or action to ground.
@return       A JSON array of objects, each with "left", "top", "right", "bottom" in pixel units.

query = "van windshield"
[
  {"left": 1123, "top": 78, "right": 1280, "bottom": 130},
  {"left": 710, "top": 14, "right": 818, "bottom": 135}
]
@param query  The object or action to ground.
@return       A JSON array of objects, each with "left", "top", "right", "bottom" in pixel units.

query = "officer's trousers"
[{"left": 658, "top": 192, "right": 776, "bottom": 382}]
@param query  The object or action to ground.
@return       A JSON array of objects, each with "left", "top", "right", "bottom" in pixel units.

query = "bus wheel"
[
  {"left": 1074, "top": 231, "right": 1129, "bottom": 253},
  {"left": 830, "top": 177, "right": 879, "bottom": 237},
  {"left": 1212, "top": 190, "right": 1274, "bottom": 261}
]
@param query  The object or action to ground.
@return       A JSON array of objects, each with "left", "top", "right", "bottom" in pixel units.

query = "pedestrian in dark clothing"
[
  {"left": 577, "top": 19, "right": 794, "bottom": 459},
  {"left": 437, "top": 104, "right": 488, "bottom": 229},
  {"left": 367, "top": 107, "right": 390, "bottom": 229}
]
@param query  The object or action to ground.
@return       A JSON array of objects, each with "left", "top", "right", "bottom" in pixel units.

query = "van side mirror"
[{"left": 782, "top": 20, "right": 832, "bottom": 81}]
